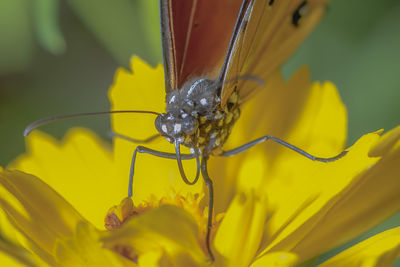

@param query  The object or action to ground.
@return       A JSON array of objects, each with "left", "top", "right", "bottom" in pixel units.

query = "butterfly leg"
[
  {"left": 200, "top": 156, "right": 215, "bottom": 261},
  {"left": 109, "top": 131, "right": 161, "bottom": 143},
  {"left": 174, "top": 141, "right": 201, "bottom": 185},
  {"left": 220, "top": 135, "right": 348, "bottom": 162},
  {"left": 128, "top": 146, "right": 199, "bottom": 197}
]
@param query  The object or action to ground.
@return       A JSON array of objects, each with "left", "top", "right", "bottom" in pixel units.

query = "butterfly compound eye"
[
  {"left": 155, "top": 113, "right": 198, "bottom": 140},
  {"left": 155, "top": 113, "right": 171, "bottom": 137}
]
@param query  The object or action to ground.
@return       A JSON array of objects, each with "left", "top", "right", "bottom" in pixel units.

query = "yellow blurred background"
[{"left": 0, "top": 0, "right": 399, "bottom": 265}]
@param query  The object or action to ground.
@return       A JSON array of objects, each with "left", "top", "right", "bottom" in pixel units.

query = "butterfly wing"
[
  {"left": 219, "top": 0, "right": 329, "bottom": 106},
  {"left": 160, "top": 0, "right": 243, "bottom": 92}
]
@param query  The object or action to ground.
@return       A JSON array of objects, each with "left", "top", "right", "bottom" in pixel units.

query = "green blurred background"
[{"left": 0, "top": 0, "right": 399, "bottom": 265}]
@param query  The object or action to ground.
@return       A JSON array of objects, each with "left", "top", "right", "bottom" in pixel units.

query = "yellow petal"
[
  {"left": 213, "top": 78, "right": 347, "bottom": 262},
  {"left": 54, "top": 221, "right": 136, "bottom": 267},
  {"left": 10, "top": 129, "right": 120, "bottom": 229},
  {"left": 109, "top": 56, "right": 165, "bottom": 137},
  {"left": 216, "top": 68, "right": 400, "bottom": 264},
  {"left": 0, "top": 198, "right": 22, "bottom": 249},
  {"left": 262, "top": 131, "right": 380, "bottom": 247},
  {"left": 0, "top": 170, "right": 84, "bottom": 264},
  {"left": 215, "top": 72, "right": 351, "bottom": 265},
  {"left": 102, "top": 205, "right": 207, "bottom": 265},
  {"left": 319, "top": 227, "right": 400, "bottom": 267},
  {"left": 210, "top": 67, "right": 313, "bottom": 212},
  {"left": 0, "top": 239, "right": 42, "bottom": 267},
  {"left": 137, "top": 250, "right": 163, "bottom": 267},
  {"left": 109, "top": 57, "right": 203, "bottom": 204},
  {"left": 242, "top": 80, "right": 381, "bottom": 261},
  {"left": 232, "top": 67, "right": 313, "bottom": 149},
  {"left": 251, "top": 131, "right": 382, "bottom": 259},
  {"left": 250, "top": 252, "right": 299, "bottom": 267},
  {"left": 230, "top": 78, "right": 347, "bottom": 200},
  {"left": 289, "top": 130, "right": 400, "bottom": 261},
  {"left": 285, "top": 80, "right": 347, "bottom": 158},
  {"left": 0, "top": 252, "right": 29, "bottom": 267},
  {"left": 214, "top": 190, "right": 269, "bottom": 267}
]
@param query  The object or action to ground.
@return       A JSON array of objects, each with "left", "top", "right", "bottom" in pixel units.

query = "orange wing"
[
  {"left": 160, "top": 0, "right": 243, "bottom": 92},
  {"left": 219, "top": 0, "right": 329, "bottom": 107}
]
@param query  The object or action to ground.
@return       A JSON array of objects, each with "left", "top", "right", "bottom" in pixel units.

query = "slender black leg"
[
  {"left": 128, "top": 146, "right": 199, "bottom": 197},
  {"left": 200, "top": 156, "right": 215, "bottom": 261},
  {"left": 219, "top": 135, "right": 348, "bottom": 162},
  {"left": 109, "top": 131, "right": 161, "bottom": 143}
]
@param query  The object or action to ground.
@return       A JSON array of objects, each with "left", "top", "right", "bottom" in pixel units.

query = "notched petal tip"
[{"left": 369, "top": 126, "right": 400, "bottom": 157}]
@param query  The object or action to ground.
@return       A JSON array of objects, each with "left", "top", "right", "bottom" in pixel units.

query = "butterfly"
[
  {"left": 25, "top": 0, "right": 346, "bottom": 260},
  {"left": 153, "top": 0, "right": 346, "bottom": 259}
]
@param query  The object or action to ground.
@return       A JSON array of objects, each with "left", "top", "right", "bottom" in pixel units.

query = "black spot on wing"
[
  {"left": 268, "top": 0, "right": 275, "bottom": 5},
  {"left": 292, "top": 1, "right": 307, "bottom": 27}
]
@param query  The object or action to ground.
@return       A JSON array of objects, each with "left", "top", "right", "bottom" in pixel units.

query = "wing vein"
[
  {"left": 168, "top": 0, "right": 178, "bottom": 89},
  {"left": 218, "top": 0, "right": 252, "bottom": 83},
  {"left": 237, "top": 2, "right": 267, "bottom": 77},
  {"left": 244, "top": 4, "right": 292, "bottom": 79}
]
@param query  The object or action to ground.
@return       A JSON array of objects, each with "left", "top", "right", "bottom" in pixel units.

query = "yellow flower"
[{"left": 0, "top": 57, "right": 400, "bottom": 266}]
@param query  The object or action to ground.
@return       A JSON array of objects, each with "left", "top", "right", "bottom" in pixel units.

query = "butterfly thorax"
[{"left": 155, "top": 78, "right": 240, "bottom": 155}]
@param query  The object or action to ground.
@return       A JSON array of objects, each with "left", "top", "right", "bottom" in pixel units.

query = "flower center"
[{"left": 104, "top": 193, "right": 224, "bottom": 259}]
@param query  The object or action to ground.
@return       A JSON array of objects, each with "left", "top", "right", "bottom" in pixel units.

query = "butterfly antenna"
[{"left": 24, "top": 110, "right": 160, "bottom": 137}]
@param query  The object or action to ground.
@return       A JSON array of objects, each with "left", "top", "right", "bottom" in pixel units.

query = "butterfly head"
[
  {"left": 155, "top": 78, "right": 222, "bottom": 147},
  {"left": 155, "top": 112, "right": 198, "bottom": 143}
]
